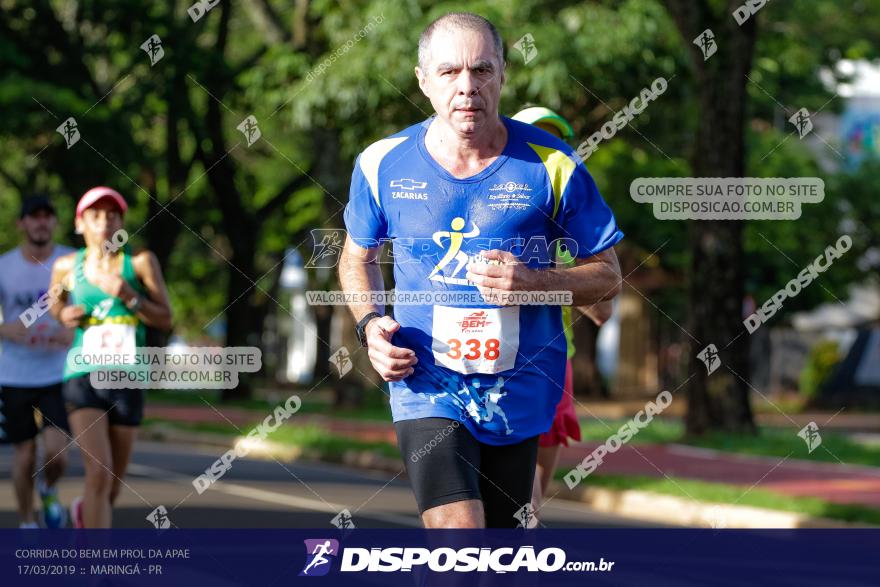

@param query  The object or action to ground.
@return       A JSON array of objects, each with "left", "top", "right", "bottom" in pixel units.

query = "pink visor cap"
[{"left": 76, "top": 187, "right": 128, "bottom": 219}]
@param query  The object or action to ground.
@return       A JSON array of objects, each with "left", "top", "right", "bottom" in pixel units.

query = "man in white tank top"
[{"left": 0, "top": 194, "right": 74, "bottom": 528}]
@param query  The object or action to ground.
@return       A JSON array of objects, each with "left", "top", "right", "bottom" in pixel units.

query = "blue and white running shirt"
[{"left": 344, "top": 116, "right": 623, "bottom": 445}]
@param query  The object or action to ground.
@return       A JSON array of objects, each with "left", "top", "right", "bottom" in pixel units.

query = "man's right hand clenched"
[{"left": 365, "top": 315, "right": 418, "bottom": 382}]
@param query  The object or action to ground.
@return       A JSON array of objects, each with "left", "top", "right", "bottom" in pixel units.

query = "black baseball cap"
[{"left": 19, "top": 194, "right": 56, "bottom": 219}]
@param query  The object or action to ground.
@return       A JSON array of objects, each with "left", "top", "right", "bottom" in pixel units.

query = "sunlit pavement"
[{"left": 0, "top": 440, "right": 666, "bottom": 529}]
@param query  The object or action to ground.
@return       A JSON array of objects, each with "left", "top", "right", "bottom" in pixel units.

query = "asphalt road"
[{"left": 0, "top": 440, "right": 663, "bottom": 529}]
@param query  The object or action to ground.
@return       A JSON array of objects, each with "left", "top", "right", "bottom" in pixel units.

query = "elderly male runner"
[{"left": 339, "top": 12, "right": 623, "bottom": 528}]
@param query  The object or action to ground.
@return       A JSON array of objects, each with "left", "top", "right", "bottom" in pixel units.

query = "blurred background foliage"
[{"left": 0, "top": 0, "right": 877, "bottom": 417}]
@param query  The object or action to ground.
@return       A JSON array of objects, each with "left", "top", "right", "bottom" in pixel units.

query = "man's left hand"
[{"left": 465, "top": 249, "right": 536, "bottom": 305}]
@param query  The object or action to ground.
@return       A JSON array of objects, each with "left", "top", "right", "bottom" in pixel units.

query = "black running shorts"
[
  {"left": 62, "top": 375, "right": 145, "bottom": 427},
  {"left": 0, "top": 383, "right": 70, "bottom": 444},
  {"left": 395, "top": 417, "right": 539, "bottom": 528}
]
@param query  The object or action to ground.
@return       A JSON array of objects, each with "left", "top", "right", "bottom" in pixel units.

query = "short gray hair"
[{"left": 418, "top": 12, "right": 505, "bottom": 70}]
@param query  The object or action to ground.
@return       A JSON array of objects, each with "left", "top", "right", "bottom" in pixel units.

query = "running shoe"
[{"left": 39, "top": 484, "right": 68, "bottom": 529}]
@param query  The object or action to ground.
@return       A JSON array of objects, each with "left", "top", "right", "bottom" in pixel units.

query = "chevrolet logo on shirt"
[{"left": 390, "top": 178, "right": 428, "bottom": 190}]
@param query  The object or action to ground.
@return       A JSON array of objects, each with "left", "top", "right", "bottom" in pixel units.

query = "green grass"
[
  {"left": 579, "top": 417, "right": 880, "bottom": 467},
  {"left": 147, "top": 390, "right": 877, "bottom": 466},
  {"left": 146, "top": 389, "right": 393, "bottom": 422},
  {"left": 578, "top": 417, "right": 682, "bottom": 444},
  {"left": 143, "top": 418, "right": 401, "bottom": 460},
  {"left": 145, "top": 390, "right": 272, "bottom": 411},
  {"left": 555, "top": 473, "right": 880, "bottom": 525}
]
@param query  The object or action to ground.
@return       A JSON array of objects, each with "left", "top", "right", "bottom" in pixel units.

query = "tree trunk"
[{"left": 663, "top": 0, "right": 758, "bottom": 435}]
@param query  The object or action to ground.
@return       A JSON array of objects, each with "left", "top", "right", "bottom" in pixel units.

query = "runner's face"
[
  {"left": 416, "top": 27, "right": 504, "bottom": 137},
  {"left": 17, "top": 209, "right": 56, "bottom": 247},
  {"left": 78, "top": 200, "right": 124, "bottom": 248}
]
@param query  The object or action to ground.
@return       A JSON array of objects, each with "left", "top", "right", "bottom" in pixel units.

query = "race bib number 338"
[{"left": 431, "top": 306, "right": 519, "bottom": 374}]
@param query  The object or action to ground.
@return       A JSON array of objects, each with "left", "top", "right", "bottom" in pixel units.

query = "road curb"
[
  {"left": 142, "top": 423, "right": 875, "bottom": 529},
  {"left": 552, "top": 482, "right": 874, "bottom": 529}
]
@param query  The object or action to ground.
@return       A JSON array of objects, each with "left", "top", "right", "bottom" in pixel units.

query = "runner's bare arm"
[
  {"left": 339, "top": 235, "right": 417, "bottom": 382},
  {"left": 48, "top": 252, "right": 85, "bottom": 328},
  {"left": 339, "top": 235, "right": 386, "bottom": 323},
  {"left": 467, "top": 247, "right": 622, "bottom": 307},
  {"left": 577, "top": 300, "right": 613, "bottom": 326},
  {"left": 131, "top": 250, "right": 173, "bottom": 331}
]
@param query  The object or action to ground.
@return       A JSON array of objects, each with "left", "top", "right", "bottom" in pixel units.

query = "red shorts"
[{"left": 539, "top": 359, "right": 581, "bottom": 447}]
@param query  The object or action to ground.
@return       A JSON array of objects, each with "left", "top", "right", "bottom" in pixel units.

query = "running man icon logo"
[
  {"left": 237, "top": 115, "right": 261, "bottom": 147},
  {"left": 330, "top": 509, "right": 356, "bottom": 530},
  {"left": 299, "top": 539, "right": 340, "bottom": 576},
  {"left": 789, "top": 108, "right": 813, "bottom": 139},
  {"left": 56, "top": 117, "right": 80, "bottom": 149},
  {"left": 513, "top": 503, "right": 535, "bottom": 528},
  {"left": 306, "top": 229, "right": 345, "bottom": 269},
  {"left": 140, "top": 34, "right": 164, "bottom": 66},
  {"left": 513, "top": 33, "right": 538, "bottom": 64},
  {"left": 694, "top": 29, "right": 717, "bottom": 61},
  {"left": 697, "top": 344, "right": 721, "bottom": 375},
  {"left": 329, "top": 347, "right": 352, "bottom": 378},
  {"left": 798, "top": 422, "right": 822, "bottom": 453},
  {"left": 428, "top": 217, "right": 480, "bottom": 285},
  {"left": 146, "top": 505, "right": 171, "bottom": 529}
]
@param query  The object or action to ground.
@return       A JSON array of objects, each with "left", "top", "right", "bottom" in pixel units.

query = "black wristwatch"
[{"left": 355, "top": 312, "right": 383, "bottom": 347}]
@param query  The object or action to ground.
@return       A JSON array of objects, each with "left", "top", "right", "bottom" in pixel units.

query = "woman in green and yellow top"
[{"left": 49, "top": 187, "right": 172, "bottom": 528}]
